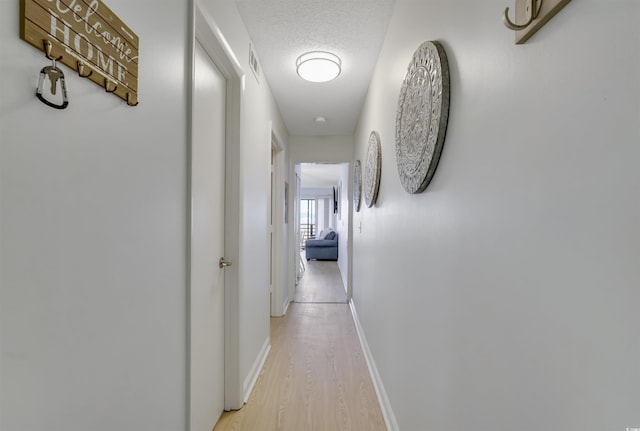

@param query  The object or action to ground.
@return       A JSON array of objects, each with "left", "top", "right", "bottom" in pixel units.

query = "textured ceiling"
[{"left": 235, "top": 0, "right": 396, "bottom": 136}]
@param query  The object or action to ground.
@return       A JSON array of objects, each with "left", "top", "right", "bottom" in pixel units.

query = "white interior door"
[{"left": 190, "top": 41, "right": 226, "bottom": 431}]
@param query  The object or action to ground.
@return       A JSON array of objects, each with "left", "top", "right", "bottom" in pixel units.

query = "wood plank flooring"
[
  {"left": 213, "top": 302, "right": 386, "bottom": 431},
  {"left": 294, "top": 260, "right": 347, "bottom": 303}
]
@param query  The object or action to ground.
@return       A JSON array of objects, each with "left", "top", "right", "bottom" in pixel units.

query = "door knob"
[{"left": 219, "top": 257, "right": 232, "bottom": 268}]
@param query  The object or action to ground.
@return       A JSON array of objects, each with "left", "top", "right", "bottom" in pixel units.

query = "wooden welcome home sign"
[{"left": 20, "top": 0, "right": 139, "bottom": 105}]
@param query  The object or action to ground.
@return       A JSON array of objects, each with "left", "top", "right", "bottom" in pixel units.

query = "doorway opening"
[{"left": 294, "top": 162, "right": 350, "bottom": 304}]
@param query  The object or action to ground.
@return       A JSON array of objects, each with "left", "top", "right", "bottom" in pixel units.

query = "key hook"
[
  {"left": 37, "top": 40, "right": 68, "bottom": 109},
  {"left": 126, "top": 92, "right": 139, "bottom": 106},
  {"left": 42, "top": 40, "right": 62, "bottom": 62},
  {"left": 77, "top": 61, "right": 93, "bottom": 78},
  {"left": 503, "top": 0, "right": 543, "bottom": 31},
  {"left": 104, "top": 78, "right": 118, "bottom": 93}
]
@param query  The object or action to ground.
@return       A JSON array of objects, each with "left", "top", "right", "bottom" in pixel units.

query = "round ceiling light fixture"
[{"left": 296, "top": 51, "right": 342, "bottom": 83}]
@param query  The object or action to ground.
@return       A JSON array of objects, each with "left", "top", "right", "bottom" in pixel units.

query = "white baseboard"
[
  {"left": 243, "top": 337, "right": 271, "bottom": 403},
  {"left": 349, "top": 299, "right": 399, "bottom": 431}
]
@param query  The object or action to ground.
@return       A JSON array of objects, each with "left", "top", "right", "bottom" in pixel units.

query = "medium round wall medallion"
[
  {"left": 353, "top": 160, "right": 362, "bottom": 212},
  {"left": 363, "top": 131, "right": 381, "bottom": 208},
  {"left": 395, "top": 40, "right": 450, "bottom": 194}
]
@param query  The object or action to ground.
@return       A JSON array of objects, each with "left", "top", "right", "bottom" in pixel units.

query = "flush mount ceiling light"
[{"left": 296, "top": 51, "right": 341, "bottom": 83}]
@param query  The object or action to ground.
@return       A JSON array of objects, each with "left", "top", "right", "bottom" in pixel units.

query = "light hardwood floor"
[
  {"left": 213, "top": 301, "right": 386, "bottom": 430},
  {"left": 294, "top": 260, "right": 347, "bottom": 303}
]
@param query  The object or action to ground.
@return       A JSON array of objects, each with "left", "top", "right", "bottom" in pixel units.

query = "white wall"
[
  {"left": 0, "top": 1, "right": 189, "bottom": 430},
  {"left": 196, "top": 0, "right": 289, "bottom": 399},
  {"left": 318, "top": 196, "right": 331, "bottom": 236},
  {"left": 352, "top": 1, "right": 640, "bottom": 430}
]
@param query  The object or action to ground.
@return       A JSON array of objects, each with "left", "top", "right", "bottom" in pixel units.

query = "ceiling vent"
[{"left": 249, "top": 43, "right": 260, "bottom": 83}]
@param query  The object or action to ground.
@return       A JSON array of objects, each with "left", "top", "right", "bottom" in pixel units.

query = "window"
[{"left": 300, "top": 199, "right": 316, "bottom": 249}]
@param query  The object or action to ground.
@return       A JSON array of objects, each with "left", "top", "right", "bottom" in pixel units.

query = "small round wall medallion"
[
  {"left": 363, "top": 131, "right": 381, "bottom": 208},
  {"left": 395, "top": 40, "right": 450, "bottom": 194},
  {"left": 353, "top": 160, "right": 362, "bottom": 212}
]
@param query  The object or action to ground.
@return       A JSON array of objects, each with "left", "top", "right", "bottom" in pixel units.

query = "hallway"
[
  {"left": 214, "top": 262, "right": 385, "bottom": 431},
  {"left": 3, "top": 2, "right": 638, "bottom": 431}
]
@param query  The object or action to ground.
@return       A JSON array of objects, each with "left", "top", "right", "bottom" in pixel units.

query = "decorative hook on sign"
[
  {"left": 503, "top": 0, "right": 543, "bottom": 30},
  {"left": 126, "top": 92, "right": 139, "bottom": 107},
  {"left": 77, "top": 61, "right": 93, "bottom": 78},
  {"left": 42, "top": 39, "right": 62, "bottom": 62},
  {"left": 104, "top": 78, "right": 118, "bottom": 93}
]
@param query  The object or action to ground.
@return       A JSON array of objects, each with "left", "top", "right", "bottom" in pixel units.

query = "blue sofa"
[{"left": 305, "top": 230, "right": 338, "bottom": 261}]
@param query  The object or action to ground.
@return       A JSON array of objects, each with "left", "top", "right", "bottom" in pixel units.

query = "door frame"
[
  {"left": 269, "top": 127, "right": 288, "bottom": 317},
  {"left": 188, "top": 3, "right": 244, "bottom": 415}
]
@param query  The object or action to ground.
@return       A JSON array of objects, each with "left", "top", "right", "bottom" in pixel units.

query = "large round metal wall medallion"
[
  {"left": 363, "top": 131, "right": 381, "bottom": 208},
  {"left": 395, "top": 40, "right": 450, "bottom": 194},
  {"left": 353, "top": 160, "right": 362, "bottom": 212}
]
